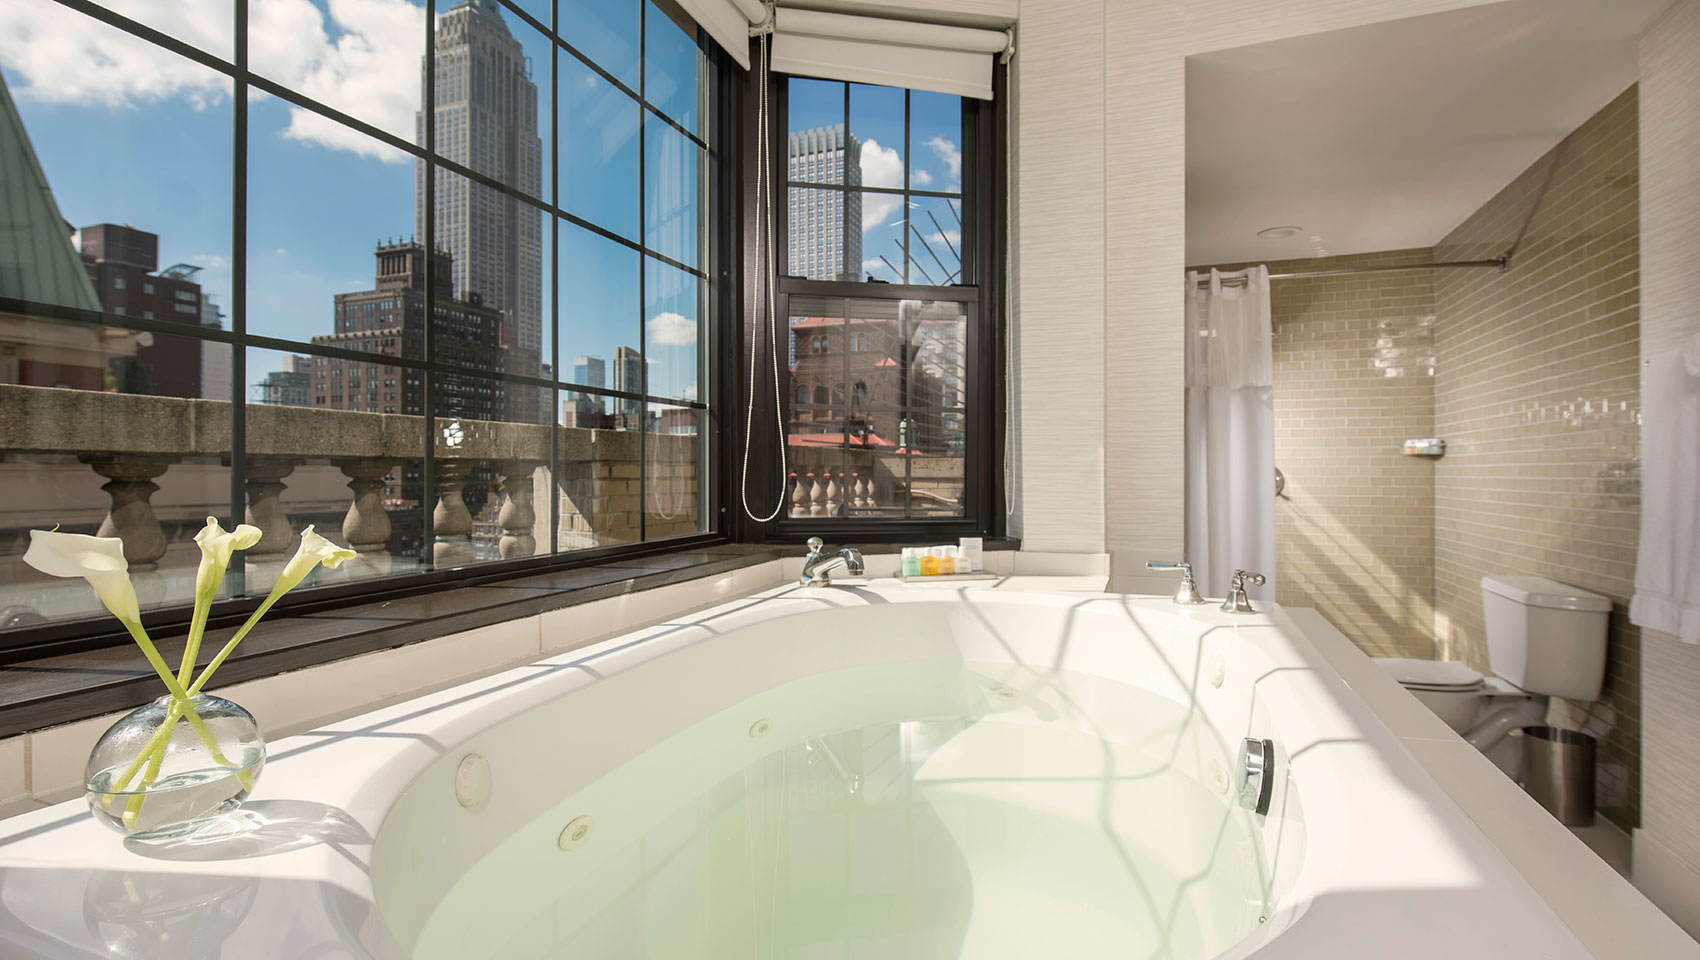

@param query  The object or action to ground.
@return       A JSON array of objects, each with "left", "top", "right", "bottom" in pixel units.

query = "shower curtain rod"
[{"left": 1198, "top": 255, "right": 1508, "bottom": 283}]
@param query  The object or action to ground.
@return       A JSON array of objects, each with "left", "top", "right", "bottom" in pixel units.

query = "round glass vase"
[{"left": 83, "top": 694, "right": 266, "bottom": 840}]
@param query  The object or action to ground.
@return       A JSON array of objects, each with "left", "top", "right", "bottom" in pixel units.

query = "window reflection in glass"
[
  {"left": 559, "top": 54, "right": 641, "bottom": 240},
  {"left": 643, "top": 0, "right": 702, "bottom": 135},
  {"left": 644, "top": 120, "right": 701, "bottom": 268},
  {"left": 645, "top": 405, "right": 701, "bottom": 539},
  {"left": 560, "top": 0, "right": 641, "bottom": 92},
  {"left": 644, "top": 258, "right": 700, "bottom": 403}
]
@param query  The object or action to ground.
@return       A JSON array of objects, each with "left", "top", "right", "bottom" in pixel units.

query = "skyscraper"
[
  {"left": 787, "top": 126, "right": 863, "bottom": 282},
  {"left": 417, "top": 0, "right": 544, "bottom": 395},
  {"left": 612, "top": 345, "right": 642, "bottom": 428},
  {"left": 563, "top": 355, "right": 605, "bottom": 428}
]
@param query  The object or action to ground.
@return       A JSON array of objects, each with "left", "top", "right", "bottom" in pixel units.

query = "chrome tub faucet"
[
  {"left": 1145, "top": 560, "right": 1207, "bottom": 605},
  {"left": 799, "top": 537, "right": 865, "bottom": 587},
  {"left": 1222, "top": 570, "right": 1266, "bottom": 614}
]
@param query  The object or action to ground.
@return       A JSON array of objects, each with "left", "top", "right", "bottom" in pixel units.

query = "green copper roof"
[{"left": 0, "top": 69, "right": 101, "bottom": 312}]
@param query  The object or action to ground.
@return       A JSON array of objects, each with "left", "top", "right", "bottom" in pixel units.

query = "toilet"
[{"left": 1373, "top": 575, "right": 1611, "bottom": 780}]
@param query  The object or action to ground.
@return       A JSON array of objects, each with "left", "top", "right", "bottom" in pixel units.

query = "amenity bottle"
[
  {"left": 902, "top": 548, "right": 921, "bottom": 577},
  {"left": 920, "top": 550, "right": 939, "bottom": 576}
]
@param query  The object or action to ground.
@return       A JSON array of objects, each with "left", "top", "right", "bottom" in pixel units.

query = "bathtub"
[{"left": 0, "top": 578, "right": 1596, "bottom": 959}]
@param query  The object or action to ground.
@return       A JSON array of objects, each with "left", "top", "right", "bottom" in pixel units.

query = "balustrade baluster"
[
  {"left": 243, "top": 457, "right": 302, "bottom": 556},
  {"left": 79, "top": 454, "right": 176, "bottom": 570},
  {"left": 433, "top": 460, "right": 476, "bottom": 567},
  {"left": 497, "top": 460, "right": 539, "bottom": 559},
  {"left": 335, "top": 458, "right": 394, "bottom": 577}
]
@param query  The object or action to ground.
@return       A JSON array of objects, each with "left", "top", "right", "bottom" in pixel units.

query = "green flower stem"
[
  {"left": 120, "top": 620, "right": 194, "bottom": 702},
  {"left": 102, "top": 705, "right": 181, "bottom": 803},
  {"left": 124, "top": 722, "right": 172, "bottom": 830},
  {"left": 176, "top": 591, "right": 214, "bottom": 687},
  {"left": 187, "top": 596, "right": 280, "bottom": 696}
]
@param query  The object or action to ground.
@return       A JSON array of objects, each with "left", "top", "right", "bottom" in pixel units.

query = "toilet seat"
[{"left": 1375, "top": 657, "right": 1484, "bottom": 691}]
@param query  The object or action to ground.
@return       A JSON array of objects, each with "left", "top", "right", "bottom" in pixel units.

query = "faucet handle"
[
  {"left": 1221, "top": 570, "right": 1266, "bottom": 614},
  {"left": 1146, "top": 560, "right": 1207, "bottom": 605},
  {"left": 805, "top": 536, "right": 825, "bottom": 556}
]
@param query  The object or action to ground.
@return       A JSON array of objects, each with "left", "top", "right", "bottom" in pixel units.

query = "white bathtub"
[{"left": 0, "top": 579, "right": 1597, "bottom": 959}]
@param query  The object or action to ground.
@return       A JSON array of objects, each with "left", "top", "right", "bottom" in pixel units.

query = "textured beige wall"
[
  {"left": 1637, "top": 0, "right": 1700, "bottom": 886},
  {"left": 1432, "top": 86, "right": 1642, "bottom": 830}
]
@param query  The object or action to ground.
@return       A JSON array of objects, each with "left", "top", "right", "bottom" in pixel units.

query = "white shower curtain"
[{"left": 1185, "top": 267, "right": 1276, "bottom": 601}]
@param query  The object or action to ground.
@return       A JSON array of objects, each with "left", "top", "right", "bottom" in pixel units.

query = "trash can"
[{"left": 1521, "top": 725, "right": 1596, "bottom": 826}]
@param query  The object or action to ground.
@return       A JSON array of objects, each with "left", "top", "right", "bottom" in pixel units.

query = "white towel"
[{"left": 1630, "top": 334, "right": 1700, "bottom": 644}]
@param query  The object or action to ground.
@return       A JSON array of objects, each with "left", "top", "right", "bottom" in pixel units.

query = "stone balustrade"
[
  {"left": 0, "top": 384, "right": 699, "bottom": 574},
  {"left": 784, "top": 444, "right": 965, "bottom": 518}
]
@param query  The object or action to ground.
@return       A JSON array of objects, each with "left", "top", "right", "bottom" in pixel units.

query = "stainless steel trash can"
[{"left": 1522, "top": 725, "right": 1595, "bottom": 826}]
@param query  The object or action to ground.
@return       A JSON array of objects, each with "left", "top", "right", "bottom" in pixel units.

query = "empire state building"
[{"left": 416, "top": 0, "right": 544, "bottom": 405}]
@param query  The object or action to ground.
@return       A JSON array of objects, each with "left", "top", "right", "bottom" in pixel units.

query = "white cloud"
[
  {"left": 192, "top": 254, "right": 231, "bottom": 270},
  {"left": 858, "top": 139, "right": 904, "bottom": 230},
  {"left": 928, "top": 230, "right": 962, "bottom": 249},
  {"left": 0, "top": 0, "right": 423, "bottom": 161},
  {"left": 912, "top": 168, "right": 934, "bottom": 186},
  {"left": 0, "top": 0, "right": 230, "bottom": 109},
  {"left": 926, "top": 136, "right": 962, "bottom": 180},
  {"left": 274, "top": 248, "right": 290, "bottom": 256},
  {"left": 646, "top": 311, "right": 696, "bottom": 346},
  {"left": 861, "top": 258, "right": 887, "bottom": 273}
]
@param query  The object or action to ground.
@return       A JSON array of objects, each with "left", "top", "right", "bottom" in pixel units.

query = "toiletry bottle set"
[{"left": 902, "top": 538, "right": 985, "bottom": 577}]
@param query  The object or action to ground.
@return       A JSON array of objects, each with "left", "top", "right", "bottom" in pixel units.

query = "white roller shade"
[
  {"left": 772, "top": 9, "right": 1005, "bottom": 99},
  {"left": 674, "top": 0, "right": 762, "bottom": 70}
]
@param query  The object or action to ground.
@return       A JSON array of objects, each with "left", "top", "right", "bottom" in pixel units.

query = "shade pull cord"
[{"left": 739, "top": 27, "right": 787, "bottom": 523}]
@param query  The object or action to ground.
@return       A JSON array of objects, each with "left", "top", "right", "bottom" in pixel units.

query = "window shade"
[
  {"left": 673, "top": 2, "right": 1010, "bottom": 97},
  {"left": 771, "top": 9, "right": 1005, "bottom": 99},
  {"left": 673, "top": 0, "right": 765, "bottom": 70}
]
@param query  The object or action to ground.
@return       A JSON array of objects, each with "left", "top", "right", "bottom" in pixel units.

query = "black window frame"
[
  {"left": 0, "top": 0, "right": 740, "bottom": 660},
  {"left": 732, "top": 68, "right": 1007, "bottom": 544}
]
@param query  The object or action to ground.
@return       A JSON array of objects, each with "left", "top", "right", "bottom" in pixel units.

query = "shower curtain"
[{"left": 1184, "top": 267, "right": 1276, "bottom": 601}]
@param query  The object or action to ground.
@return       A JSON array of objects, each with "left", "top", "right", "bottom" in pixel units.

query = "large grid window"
[
  {"left": 773, "top": 75, "right": 995, "bottom": 531},
  {"left": 0, "top": 0, "right": 722, "bottom": 645}
]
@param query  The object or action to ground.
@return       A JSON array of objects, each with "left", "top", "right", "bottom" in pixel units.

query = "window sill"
[
  {"left": 0, "top": 544, "right": 785, "bottom": 741},
  {"left": 0, "top": 538, "right": 1020, "bottom": 742}
]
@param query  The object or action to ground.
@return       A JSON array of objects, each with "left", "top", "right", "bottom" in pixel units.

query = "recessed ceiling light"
[{"left": 1257, "top": 225, "right": 1303, "bottom": 240}]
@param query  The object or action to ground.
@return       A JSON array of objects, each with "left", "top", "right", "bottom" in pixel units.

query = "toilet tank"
[{"left": 1481, "top": 575, "right": 1612, "bottom": 700}]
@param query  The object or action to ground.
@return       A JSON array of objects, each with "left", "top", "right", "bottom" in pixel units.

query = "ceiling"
[{"left": 1185, "top": 0, "right": 1670, "bottom": 267}]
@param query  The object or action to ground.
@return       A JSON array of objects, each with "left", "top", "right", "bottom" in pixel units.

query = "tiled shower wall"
[
  {"left": 1431, "top": 85, "right": 1641, "bottom": 830},
  {"left": 1261, "top": 250, "right": 1440, "bottom": 658}
]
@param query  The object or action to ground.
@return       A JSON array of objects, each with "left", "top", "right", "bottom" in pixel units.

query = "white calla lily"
[
  {"left": 22, "top": 530, "right": 141, "bottom": 626},
  {"left": 270, "top": 524, "right": 357, "bottom": 599},
  {"left": 192, "top": 517, "right": 262, "bottom": 599},
  {"left": 179, "top": 518, "right": 264, "bottom": 684},
  {"left": 188, "top": 525, "right": 357, "bottom": 695}
]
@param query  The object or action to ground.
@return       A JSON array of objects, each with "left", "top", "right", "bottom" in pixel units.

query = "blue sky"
[{"left": 1, "top": 0, "right": 961, "bottom": 409}]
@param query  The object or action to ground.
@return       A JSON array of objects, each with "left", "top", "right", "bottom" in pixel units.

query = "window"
[
  {"left": 0, "top": 0, "right": 727, "bottom": 650},
  {"left": 767, "top": 75, "right": 1000, "bottom": 532}
]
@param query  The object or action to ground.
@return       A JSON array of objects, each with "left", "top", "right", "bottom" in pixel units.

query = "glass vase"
[{"left": 83, "top": 694, "right": 266, "bottom": 840}]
